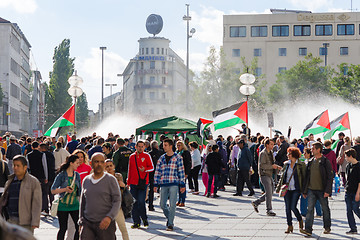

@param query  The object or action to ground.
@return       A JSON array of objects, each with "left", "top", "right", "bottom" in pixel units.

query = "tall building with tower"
[{"left": 121, "top": 14, "right": 190, "bottom": 119}]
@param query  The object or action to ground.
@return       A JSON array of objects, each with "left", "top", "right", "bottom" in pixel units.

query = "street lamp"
[
  {"left": 183, "top": 4, "right": 196, "bottom": 111},
  {"left": 67, "top": 71, "right": 83, "bottom": 134},
  {"left": 323, "top": 43, "right": 329, "bottom": 67},
  {"left": 105, "top": 83, "right": 117, "bottom": 113},
  {"left": 239, "top": 73, "right": 256, "bottom": 137},
  {"left": 100, "top": 46, "right": 107, "bottom": 120}
]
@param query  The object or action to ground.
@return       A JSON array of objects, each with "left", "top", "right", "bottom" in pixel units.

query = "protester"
[
  {"left": 127, "top": 140, "right": 154, "bottom": 229},
  {"left": 79, "top": 153, "right": 121, "bottom": 239},
  {"left": 87, "top": 138, "right": 104, "bottom": 159},
  {"left": 112, "top": 138, "right": 133, "bottom": 183},
  {"left": 175, "top": 140, "right": 191, "bottom": 206},
  {"left": 154, "top": 138, "right": 185, "bottom": 231},
  {"left": 51, "top": 155, "right": 81, "bottom": 240},
  {"left": 252, "top": 139, "right": 281, "bottom": 216},
  {"left": 66, "top": 135, "right": 79, "bottom": 154},
  {"left": 6, "top": 135, "right": 22, "bottom": 174},
  {"left": 105, "top": 160, "right": 129, "bottom": 240},
  {"left": 72, "top": 150, "right": 92, "bottom": 184},
  {"left": 217, "top": 141, "right": 228, "bottom": 191},
  {"left": 54, "top": 142, "right": 70, "bottom": 171},
  {"left": 148, "top": 140, "right": 162, "bottom": 211},
  {"left": 188, "top": 142, "right": 201, "bottom": 195},
  {"left": 205, "top": 145, "right": 224, "bottom": 198},
  {"left": 300, "top": 142, "right": 333, "bottom": 236},
  {"left": 338, "top": 136, "right": 351, "bottom": 186},
  {"left": 0, "top": 150, "right": 10, "bottom": 197},
  {"left": 201, "top": 144, "right": 213, "bottom": 196},
  {"left": 335, "top": 132, "right": 345, "bottom": 158},
  {"left": 234, "top": 139, "right": 255, "bottom": 197},
  {"left": 102, "top": 142, "right": 113, "bottom": 159},
  {"left": 322, "top": 140, "right": 337, "bottom": 177},
  {"left": 276, "top": 147, "right": 305, "bottom": 233},
  {"left": 275, "top": 136, "right": 290, "bottom": 167},
  {"left": 0, "top": 155, "right": 41, "bottom": 234}
]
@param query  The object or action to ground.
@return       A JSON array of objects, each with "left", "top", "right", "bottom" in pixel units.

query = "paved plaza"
[{"left": 34, "top": 183, "right": 358, "bottom": 240}]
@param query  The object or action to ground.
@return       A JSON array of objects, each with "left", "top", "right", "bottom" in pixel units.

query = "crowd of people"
[{"left": 0, "top": 129, "right": 359, "bottom": 239}]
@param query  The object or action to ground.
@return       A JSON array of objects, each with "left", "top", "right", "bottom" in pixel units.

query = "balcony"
[{"left": 134, "top": 84, "right": 172, "bottom": 90}]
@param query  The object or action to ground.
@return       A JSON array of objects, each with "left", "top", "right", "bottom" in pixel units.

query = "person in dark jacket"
[
  {"left": 5, "top": 135, "right": 21, "bottom": 174},
  {"left": 40, "top": 143, "right": 56, "bottom": 214},
  {"left": 148, "top": 140, "right": 162, "bottom": 211},
  {"left": 217, "top": 141, "right": 228, "bottom": 191},
  {"left": 335, "top": 132, "right": 345, "bottom": 158},
  {"left": 234, "top": 140, "right": 255, "bottom": 196},
  {"left": 300, "top": 142, "right": 333, "bottom": 237},
  {"left": 205, "top": 145, "right": 225, "bottom": 198},
  {"left": 0, "top": 157, "right": 10, "bottom": 197},
  {"left": 175, "top": 141, "right": 191, "bottom": 207},
  {"left": 275, "top": 136, "right": 289, "bottom": 167}
]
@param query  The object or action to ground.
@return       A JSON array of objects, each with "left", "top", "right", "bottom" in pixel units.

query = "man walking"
[
  {"left": 234, "top": 139, "right": 255, "bottom": 196},
  {"left": 40, "top": 143, "right": 56, "bottom": 214},
  {"left": 112, "top": 138, "right": 133, "bottom": 183},
  {"left": 0, "top": 155, "right": 41, "bottom": 234},
  {"left": 205, "top": 145, "right": 224, "bottom": 198},
  {"left": 154, "top": 138, "right": 185, "bottom": 230},
  {"left": 300, "top": 142, "right": 333, "bottom": 236},
  {"left": 252, "top": 139, "right": 281, "bottom": 216},
  {"left": 148, "top": 140, "right": 162, "bottom": 211},
  {"left": 5, "top": 135, "right": 21, "bottom": 174},
  {"left": 127, "top": 140, "right": 154, "bottom": 229},
  {"left": 79, "top": 153, "right": 121, "bottom": 239}
]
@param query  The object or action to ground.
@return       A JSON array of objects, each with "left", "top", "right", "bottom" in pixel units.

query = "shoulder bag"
[
  {"left": 135, "top": 155, "right": 147, "bottom": 190},
  {"left": 50, "top": 172, "right": 76, "bottom": 217},
  {"left": 279, "top": 165, "right": 296, "bottom": 197}
]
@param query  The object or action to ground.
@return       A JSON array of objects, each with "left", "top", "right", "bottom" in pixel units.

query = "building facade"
[
  {"left": 223, "top": 10, "right": 360, "bottom": 85},
  {"left": 121, "top": 37, "right": 188, "bottom": 119},
  {"left": 0, "top": 17, "right": 32, "bottom": 135},
  {"left": 29, "top": 70, "right": 45, "bottom": 136}
]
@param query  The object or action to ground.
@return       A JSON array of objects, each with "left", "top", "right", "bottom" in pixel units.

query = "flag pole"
[{"left": 348, "top": 112, "right": 353, "bottom": 143}]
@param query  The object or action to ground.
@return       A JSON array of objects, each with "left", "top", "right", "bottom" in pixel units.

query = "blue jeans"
[
  {"left": 160, "top": 185, "right": 178, "bottom": 227},
  {"left": 208, "top": 175, "right": 219, "bottom": 195},
  {"left": 284, "top": 190, "right": 302, "bottom": 226},
  {"left": 305, "top": 189, "right": 331, "bottom": 232},
  {"left": 130, "top": 184, "right": 148, "bottom": 225},
  {"left": 178, "top": 184, "right": 186, "bottom": 203},
  {"left": 345, "top": 193, "right": 360, "bottom": 231},
  {"left": 300, "top": 195, "right": 322, "bottom": 216}
]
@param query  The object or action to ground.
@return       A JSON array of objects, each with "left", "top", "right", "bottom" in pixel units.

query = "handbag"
[
  {"left": 121, "top": 188, "right": 135, "bottom": 218},
  {"left": 135, "top": 155, "right": 147, "bottom": 190},
  {"left": 278, "top": 166, "right": 296, "bottom": 197},
  {"left": 50, "top": 172, "right": 77, "bottom": 217}
]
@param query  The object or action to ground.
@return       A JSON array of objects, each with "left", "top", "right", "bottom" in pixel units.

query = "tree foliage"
[
  {"left": 45, "top": 39, "right": 75, "bottom": 130},
  {"left": 0, "top": 83, "right": 3, "bottom": 105},
  {"left": 76, "top": 93, "right": 89, "bottom": 130}
]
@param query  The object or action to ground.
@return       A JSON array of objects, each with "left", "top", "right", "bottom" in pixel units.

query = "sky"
[{"left": 0, "top": 0, "right": 358, "bottom": 111}]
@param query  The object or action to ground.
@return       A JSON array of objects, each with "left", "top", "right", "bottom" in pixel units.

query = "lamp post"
[
  {"left": 183, "top": 4, "right": 196, "bottom": 111},
  {"left": 68, "top": 71, "right": 84, "bottom": 134},
  {"left": 239, "top": 73, "right": 256, "bottom": 137},
  {"left": 105, "top": 83, "right": 117, "bottom": 113},
  {"left": 100, "top": 46, "right": 107, "bottom": 120},
  {"left": 323, "top": 43, "right": 329, "bottom": 67}
]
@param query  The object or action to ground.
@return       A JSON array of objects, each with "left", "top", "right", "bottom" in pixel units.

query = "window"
[
  {"left": 162, "top": 77, "right": 166, "bottom": 85},
  {"left": 340, "top": 47, "right": 349, "bottom": 55},
  {"left": 255, "top": 68, "right": 262, "bottom": 77},
  {"left": 141, "top": 48, "right": 144, "bottom": 55},
  {"left": 278, "top": 67, "right": 286, "bottom": 73},
  {"left": 230, "top": 26, "right": 246, "bottom": 37},
  {"left": 162, "top": 92, "right": 166, "bottom": 99},
  {"left": 151, "top": 48, "right": 154, "bottom": 54},
  {"left": 162, "top": 62, "right": 165, "bottom": 70},
  {"left": 165, "top": 49, "right": 168, "bottom": 55},
  {"left": 146, "top": 48, "right": 149, "bottom": 54},
  {"left": 254, "top": 48, "right": 262, "bottom": 57},
  {"left": 150, "top": 61, "right": 155, "bottom": 69},
  {"left": 337, "top": 24, "right": 354, "bottom": 35},
  {"left": 294, "top": 25, "right": 311, "bottom": 36},
  {"left": 232, "top": 49, "right": 240, "bottom": 57},
  {"left": 319, "top": 47, "right": 327, "bottom": 56},
  {"left": 10, "top": 58, "right": 20, "bottom": 76},
  {"left": 150, "top": 76, "right": 155, "bottom": 85},
  {"left": 299, "top": 48, "right": 307, "bottom": 56},
  {"left": 10, "top": 83, "right": 19, "bottom": 98},
  {"left": 342, "top": 66, "right": 349, "bottom": 75},
  {"left": 140, "top": 62, "right": 144, "bottom": 70},
  {"left": 279, "top": 48, "right": 287, "bottom": 56},
  {"left": 157, "top": 48, "right": 160, "bottom": 54},
  {"left": 149, "top": 92, "right": 155, "bottom": 99},
  {"left": 161, "top": 48, "right": 164, "bottom": 55},
  {"left": 272, "top": 25, "right": 289, "bottom": 37},
  {"left": 315, "top": 25, "right": 332, "bottom": 36},
  {"left": 251, "top": 26, "right": 267, "bottom": 37},
  {"left": 139, "top": 77, "right": 144, "bottom": 85}
]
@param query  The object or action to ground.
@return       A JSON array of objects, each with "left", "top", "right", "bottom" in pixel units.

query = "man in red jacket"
[{"left": 127, "top": 140, "right": 154, "bottom": 229}]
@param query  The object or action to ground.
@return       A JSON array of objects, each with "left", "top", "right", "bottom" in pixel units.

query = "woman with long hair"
[
  {"left": 176, "top": 140, "right": 191, "bottom": 207},
  {"left": 276, "top": 147, "right": 305, "bottom": 233},
  {"left": 73, "top": 149, "right": 92, "bottom": 184},
  {"left": 51, "top": 155, "right": 81, "bottom": 240},
  {"left": 105, "top": 159, "right": 129, "bottom": 240},
  {"left": 189, "top": 141, "right": 202, "bottom": 195},
  {"left": 53, "top": 141, "right": 70, "bottom": 171}
]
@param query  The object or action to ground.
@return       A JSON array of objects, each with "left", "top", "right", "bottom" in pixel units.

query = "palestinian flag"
[
  {"left": 323, "top": 112, "right": 350, "bottom": 140},
  {"left": 212, "top": 102, "right": 247, "bottom": 131},
  {"left": 44, "top": 105, "right": 75, "bottom": 137},
  {"left": 197, "top": 118, "right": 213, "bottom": 138},
  {"left": 301, "top": 110, "right": 330, "bottom": 138}
]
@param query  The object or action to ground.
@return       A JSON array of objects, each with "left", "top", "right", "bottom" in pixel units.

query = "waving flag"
[
  {"left": 212, "top": 102, "right": 247, "bottom": 131},
  {"left": 44, "top": 105, "right": 75, "bottom": 137},
  {"left": 197, "top": 118, "right": 213, "bottom": 138},
  {"left": 301, "top": 110, "right": 330, "bottom": 138},
  {"left": 323, "top": 112, "right": 350, "bottom": 140}
]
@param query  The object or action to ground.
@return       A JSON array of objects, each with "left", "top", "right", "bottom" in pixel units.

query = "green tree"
[
  {"left": 267, "top": 54, "right": 332, "bottom": 104},
  {"left": 330, "top": 63, "right": 360, "bottom": 104},
  {"left": 76, "top": 93, "right": 89, "bottom": 130},
  {"left": 45, "top": 39, "right": 75, "bottom": 130},
  {"left": 0, "top": 83, "right": 3, "bottom": 105}
]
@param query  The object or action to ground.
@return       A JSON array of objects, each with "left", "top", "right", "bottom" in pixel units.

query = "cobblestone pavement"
[{"left": 35, "top": 183, "right": 358, "bottom": 239}]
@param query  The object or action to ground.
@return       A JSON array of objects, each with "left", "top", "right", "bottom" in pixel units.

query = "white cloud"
[
  {"left": 289, "top": 0, "right": 334, "bottom": 11},
  {"left": 0, "top": 0, "right": 37, "bottom": 13},
  {"left": 75, "top": 48, "right": 128, "bottom": 111}
]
